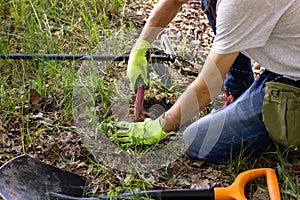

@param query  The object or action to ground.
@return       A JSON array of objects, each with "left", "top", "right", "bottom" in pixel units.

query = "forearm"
[
  {"left": 160, "top": 75, "right": 212, "bottom": 132},
  {"left": 160, "top": 51, "right": 239, "bottom": 132},
  {"left": 140, "top": 0, "right": 189, "bottom": 42}
]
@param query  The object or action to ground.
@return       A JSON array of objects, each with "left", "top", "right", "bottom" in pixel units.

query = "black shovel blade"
[{"left": 0, "top": 155, "right": 89, "bottom": 200}]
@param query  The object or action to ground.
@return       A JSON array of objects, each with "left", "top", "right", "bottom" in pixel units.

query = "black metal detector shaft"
[{"left": 0, "top": 53, "right": 171, "bottom": 62}]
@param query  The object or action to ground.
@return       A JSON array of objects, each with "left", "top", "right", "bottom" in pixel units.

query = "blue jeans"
[
  {"left": 202, "top": 0, "right": 254, "bottom": 95},
  {"left": 183, "top": 70, "right": 279, "bottom": 163}
]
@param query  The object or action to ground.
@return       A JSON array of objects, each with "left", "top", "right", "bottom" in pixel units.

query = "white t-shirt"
[{"left": 211, "top": 0, "right": 300, "bottom": 80}]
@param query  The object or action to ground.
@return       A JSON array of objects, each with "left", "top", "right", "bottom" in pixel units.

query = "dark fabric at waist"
[{"left": 273, "top": 76, "right": 300, "bottom": 88}]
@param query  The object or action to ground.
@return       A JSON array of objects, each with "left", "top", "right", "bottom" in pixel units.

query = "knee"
[
  {"left": 183, "top": 123, "right": 198, "bottom": 148},
  {"left": 182, "top": 115, "right": 229, "bottom": 163},
  {"left": 183, "top": 121, "right": 217, "bottom": 162}
]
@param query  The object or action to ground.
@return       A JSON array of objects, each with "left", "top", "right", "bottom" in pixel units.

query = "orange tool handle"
[{"left": 214, "top": 168, "right": 280, "bottom": 200}]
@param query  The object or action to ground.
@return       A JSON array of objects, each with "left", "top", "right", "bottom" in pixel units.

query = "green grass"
[
  {"left": 0, "top": 0, "right": 125, "bottom": 54},
  {"left": 0, "top": 0, "right": 126, "bottom": 124},
  {"left": 0, "top": 0, "right": 299, "bottom": 200}
]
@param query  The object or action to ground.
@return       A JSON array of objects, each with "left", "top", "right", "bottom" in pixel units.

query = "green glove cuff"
[
  {"left": 132, "top": 39, "right": 151, "bottom": 53},
  {"left": 144, "top": 117, "right": 168, "bottom": 143}
]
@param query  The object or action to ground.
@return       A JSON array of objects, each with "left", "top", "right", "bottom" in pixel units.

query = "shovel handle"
[
  {"left": 214, "top": 168, "right": 280, "bottom": 200},
  {"left": 48, "top": 168, "right": 280, "bottom": 200}
]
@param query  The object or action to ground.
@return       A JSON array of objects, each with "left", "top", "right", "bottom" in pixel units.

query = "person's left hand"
[
  {"left": 127, "top": 40, "right": 150, "bottom": 91},
  {"left": 116, "top": 118, "right": 168, "bottom": 145}
]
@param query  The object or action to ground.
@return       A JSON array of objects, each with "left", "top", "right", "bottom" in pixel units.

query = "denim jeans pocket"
[{"left": 262, "top": 82, "right": 300, "bottom": 146}]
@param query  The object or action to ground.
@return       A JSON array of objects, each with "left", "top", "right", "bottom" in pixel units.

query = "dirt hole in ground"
[{"left": 104, "top": 48, "right": 203, "bottom": 123}]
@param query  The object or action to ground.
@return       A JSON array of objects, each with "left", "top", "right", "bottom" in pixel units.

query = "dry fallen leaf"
[{"left": 29, "top": 88, "right": 42, "bottom": 106}]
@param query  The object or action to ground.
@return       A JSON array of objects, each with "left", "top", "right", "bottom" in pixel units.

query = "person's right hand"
[
  {"left": 127, "top": 40, "right": 151, "bottom": 91},
  {"left": 116, "top": 118, "right": 169, "bottom": 145}
]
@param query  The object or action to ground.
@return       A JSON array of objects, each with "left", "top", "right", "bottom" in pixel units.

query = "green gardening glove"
[
  {"left": 116, "top": 118, "right": 168, "bottom": 145},
  {"left": 127, "top": 40, "right": 151, "bottom": 91}
]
